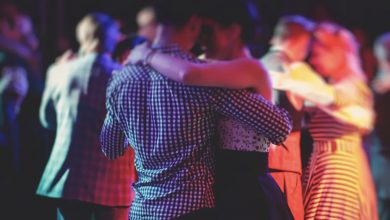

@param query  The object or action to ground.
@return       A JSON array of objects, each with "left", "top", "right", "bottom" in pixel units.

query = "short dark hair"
[
  {"left": 81, "top": 12, "right": 119, "bottom": 53},
  {"left": 112, "top": 34, "right": 146, "bottom": 61},
  {"left": 202, "top": 0, "right": 261, "bottom": 44},
  {"left": 374, "top": 32, "right": 390, "bottom": 55},
  {"left": 273, "top": 15, "right": 315, "bottom": 41},
  {"left": 153, "top": 0, "right": 205, "bottom": 27}
]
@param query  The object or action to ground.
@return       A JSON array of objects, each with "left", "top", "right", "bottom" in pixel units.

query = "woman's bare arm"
[
  {"left": 128, "top": 43, "right": 272, "bottom": 100},
  {"left": 270, "top": 62, "right": 335, "bottom": 106}
]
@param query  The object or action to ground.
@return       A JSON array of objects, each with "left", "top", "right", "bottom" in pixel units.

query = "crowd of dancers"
[{"left": 1, "top": 0, "right": 390, "bottom": 219}]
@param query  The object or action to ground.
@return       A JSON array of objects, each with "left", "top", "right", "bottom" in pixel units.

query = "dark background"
[
  {"left": 0, "top": 0, "right": 389, "bottom": 219},
  {"left": 5, "top": 0, "right": 390, "bottom": 67}
]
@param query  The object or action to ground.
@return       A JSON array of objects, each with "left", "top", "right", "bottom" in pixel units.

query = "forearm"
[
  {"left": 149, "top": 53, "right": 267, "bottom": 90},
  {"left": 100, "top": 79, "right": 129, "bottom": 159},
  {"left": 213, "top": 89, "right": 292, "bottom": 144},
  {"left": 148, "top": 51, "right": 195, "bottom": 83},
  {"left": 319, "top": 104, "right": 375, "bottom": 132},
  {"left": 283, "top": 80, "right": 335, "bottom": 106},
  {"left": 270, "top": 61, "right": 337, "bottom": 106}
]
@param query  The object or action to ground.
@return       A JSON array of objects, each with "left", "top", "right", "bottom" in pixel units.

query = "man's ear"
[
  {"left": 188, "top": 15, "right": 202, "bottom": 36},
  {"left": 230, "top": 23, "right": 242, "bottom": 41}
]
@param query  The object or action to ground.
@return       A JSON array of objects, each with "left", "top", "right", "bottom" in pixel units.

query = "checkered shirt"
[
  {"left": 100, "top": 45, "right": 292, "bottom": 219},
  {"left": 37, "top": 53, "right": 133, "bottom": 206}
]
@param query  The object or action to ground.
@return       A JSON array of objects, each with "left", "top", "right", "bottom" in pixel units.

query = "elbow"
[
  {"left": 100, "top": 142, "right": 119, "bottom": 160},
  {"left": 271, "top": 133, "right": 290, "bottom": 146},
  {"left": 280, "top": 121, "right": 293, "bottom": 144},
  {"left": 179, "top": 69, "right": 190, "bottom": 84},
  {"left": 180, "top": 67, "right": 200, "bottom": 85},
  {"left": 99, "top": 134, "right": 122, "bottom": 160},
  {"left": 272, "top": 111, "right": 293, "bottom": 145},
  {"left": 282, "top": 109, "right": 293, "bottom": 136},
  {"left": 99, "top": 134, "right": 113, "bottom": 160},
  {"left": 101, "top": 149, "right": 119, "bottom": 160}
]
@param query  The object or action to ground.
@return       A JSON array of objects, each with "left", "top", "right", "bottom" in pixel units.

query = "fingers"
[{"left": 55, "top": 49, "right": 76, "bottom": 64}]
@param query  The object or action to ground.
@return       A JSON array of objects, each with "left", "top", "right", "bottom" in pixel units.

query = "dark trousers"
[
  {"left": 57, "top": 199, "right": 129, "bottom": 220},
  {"left": 175, "top": 208, "right": 216, "bottom": 220},
  {"left": 215, "top": 150, "right": 293, "bottom": 220},
  {"left": 379, "top": 198, "right": 390, "bottom": 220}
]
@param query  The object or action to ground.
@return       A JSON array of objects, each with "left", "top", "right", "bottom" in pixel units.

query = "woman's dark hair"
[
  {"left": 112, "top": 34, "right": 146, "bottom": 61},
  {"left": 202, "top": 0, "right": 261, "bottom": 44},
  {"left": 153, "top": 0, "right": 206, "bottom": 27}
]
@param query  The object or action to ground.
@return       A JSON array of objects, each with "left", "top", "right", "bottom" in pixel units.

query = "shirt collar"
[
  {"left": 152, "top": 44, "right": 184, "bottom": 53},
  {"left": 151, "top": 43, "right": 198, "bottom": 61}
]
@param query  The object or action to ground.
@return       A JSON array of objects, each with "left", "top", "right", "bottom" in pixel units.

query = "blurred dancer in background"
[
  {"left": 302, "top": 22, "right": 378, "bottom": 220},
  {"left": 261, "top": 15, "right": 315, "bottom": 220},
  {"left": 36, "top": 13, "right": 132, "bottom": 220},
  {"left": 270, "top": 20, "right": 379, "bottom": 220},
  {"left": 371, "top": 32, "right": 390, "bottom": 220},
  {"left": 136, "top": 6, "right": 157, "bottom": 42}
]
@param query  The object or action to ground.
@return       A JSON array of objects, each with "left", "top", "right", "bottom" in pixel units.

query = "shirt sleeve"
[
  {"left": 325, "top": 78, "right": 375, "bottom": 132},
  {"left": 209, "top": 88, "right": 292, "bottom": 145},
  {"left": 333, "top": 78, "right": 372, "bottom": 108},
  {"left": 100, "top": 76, "right": 128, "bottom": 159},
  {"left": 39, "top": 66, "right": 57, "bottom": 130}
]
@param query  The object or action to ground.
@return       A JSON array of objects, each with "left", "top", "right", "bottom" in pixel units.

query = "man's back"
[
  {"left": 101, "top": 45, "right": 292, "bottom": 219},
  {"left": 102, "top": 45, "right": 217, "bottom": 219},
  {"left": 37, "top": 54, "right": 132, "bottom": 206}
]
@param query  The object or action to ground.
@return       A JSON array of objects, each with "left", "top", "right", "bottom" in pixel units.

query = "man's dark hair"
[
  {"left": 202, "top": 0, "right": 261, "bottom": 44},
  {"left": 82, "top": 12, "right": 119, "bottom": 53},
  {"left": 153, "top": 0, "right": 206, "bottom": 27},
  {"left": 112, "top": 34, "right": 146, "bottom": 61},
  {"left": 273, "top": 15, "right": 315, "bottom": 41}
]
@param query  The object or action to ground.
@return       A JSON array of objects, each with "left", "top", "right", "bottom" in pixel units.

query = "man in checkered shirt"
[{"left": 100, "top": 0, "right": 292, "bottom": 219}]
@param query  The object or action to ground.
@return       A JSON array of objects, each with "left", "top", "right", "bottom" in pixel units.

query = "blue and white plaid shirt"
[{"left": 100, "top": 45, "right": 292, "bottom": 219}]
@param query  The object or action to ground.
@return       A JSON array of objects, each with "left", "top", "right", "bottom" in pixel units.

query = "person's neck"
[
  {"left": 330, "top": 65, "right": 357, "bottom": 83},
  {"left": 233, "top": 45, "right": 252, "bottom": 59},
  {"left": 78, "top": 49, "right": 95, "bottom": 57},
  {"left": 152, "top": 25, "right": 193, "bottom": 51},
  {"left": 208, "top": 42, "right": 251, "bottom": 60},
  {"left": 271, "top": 43, "right": 295, "bottom": 61}
]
